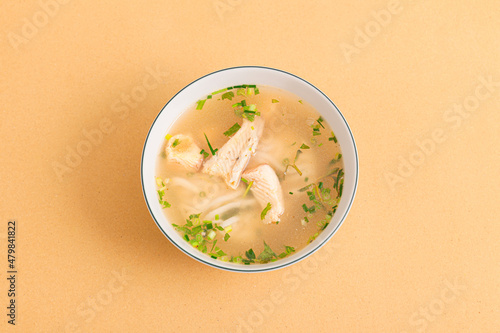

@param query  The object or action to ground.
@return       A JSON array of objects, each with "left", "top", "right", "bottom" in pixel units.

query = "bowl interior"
[{"left": 141, "top": 67, "right": 358, "bottom": 272}]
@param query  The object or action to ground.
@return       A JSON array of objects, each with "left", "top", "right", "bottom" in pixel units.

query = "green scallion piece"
[
  {"left": 172, "top": 139, "right": 181, "bottom": 147},
  {"left": 243, "top": 181, "right": 253, "bottom": 197},
  {"left": 317, "top": 117, "right": 325, "bottom": 129},
  {"left": 261, "top": 203, "right": 272, "bottom": 220},
  {"left": 300, "top": 143, "right": 310, "bottom": 149},
  {"left": 272, "top": 99, "right": 279, "bottom": 103},
  {"left": 196, "top": 99, "right": 206, "bottom": 110},
  {"left": 204, "top": 133, "right": 218, "bottom": 156},
  {"left": 211, "top": 88, "right": 227, "bottom": 95},
  {"left": 200, "top": 149, "right": 209, "bottom": 158},
  {"left": 223, "top": 123, "right": 241, "bottom": 136}
]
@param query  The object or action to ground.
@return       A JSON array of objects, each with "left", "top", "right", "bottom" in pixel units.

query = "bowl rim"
[{"left": 141, "top": 66, "right": 359, "bottom": 273}]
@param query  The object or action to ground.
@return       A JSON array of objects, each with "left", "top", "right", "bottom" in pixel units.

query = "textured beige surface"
[{"left": 1, "top": 0, "right": 499, "bottom": 332}]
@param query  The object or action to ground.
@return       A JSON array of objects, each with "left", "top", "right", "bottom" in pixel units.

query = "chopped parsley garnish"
[
  {"left": 245, "top": 249, "right": 256, "bottom": 260},
  {"left": 298, "top": 100, "right": 303, "bottom": 104},
  {"left": 257, "top": 241, "right": 276, "bottom": 263},
  {"left": 272, "top": 99, "right": 279, "bottom": 103},
  {"left": 223, "top": 123, "right": 241, "bottom": 136},
  {"left": 278, "top": 246, "right": 295, "bottom": 258},
  {"left": 224, "top": 233, "right": 230, "bottom": 241},
  {"left": 203, "top": 133, "right": 218, "bottom": 155},
  {"left": 261, "top": 202, "right": 272, "bottom": 220},
  {"left": 300, "top": 143, "right": 310, "bottom": 149},
  {"left": 172, "top": 139, "right": 181, "bottom": 147}
]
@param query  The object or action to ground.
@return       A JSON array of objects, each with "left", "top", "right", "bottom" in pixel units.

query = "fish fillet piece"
[
  {"left": 242, "top": 164, "right": 285, "bottom": 224},
  {"left": 165, "top": 134, "right": 203, "bottom": 171},
  {"left": 203, "top": 117, "right": 264, "bottom": 189}
]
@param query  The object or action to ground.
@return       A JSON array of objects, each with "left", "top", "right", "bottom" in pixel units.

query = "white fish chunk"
[
  {"left": 242, "top": 164, "right": 285, "bottom": 224},
  {"left": 203, "top": 117, "right": 264, "bottom": 189},
  {"left": 165, "top": 134, "right": 203, "bottom": 171}
]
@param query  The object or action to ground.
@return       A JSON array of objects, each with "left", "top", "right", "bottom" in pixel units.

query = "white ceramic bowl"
[{"left": 141, "top": 66, "right": 358, "bottom": 272}]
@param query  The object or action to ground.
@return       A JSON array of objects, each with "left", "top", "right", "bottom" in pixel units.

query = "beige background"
[{"left": 1, "top": 0, "right": 499, "bottom": 332}]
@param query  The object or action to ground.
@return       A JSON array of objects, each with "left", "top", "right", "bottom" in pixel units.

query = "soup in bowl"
[{"left": 141, "top": 67, "right": 358, "bottom": 272}]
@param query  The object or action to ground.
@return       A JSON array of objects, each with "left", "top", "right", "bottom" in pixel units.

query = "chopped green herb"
[
  {"left": 272, "top": 99, "right": 279, "bottom": 103},
  {"left": 196, "top": 99, "right": 206, "bottom": 110},
  {"left": 172, "top": 139, "right": 181, "bottom": 147},
  {"left": 221, "top": 91, "right": 235, "bottom": 101},
  {"left": 243, "top": 181, "right": 254, "bottom": 197},
  {"left": 211, "top": 88, "right": 227, "bottom": 95},
  {"left": 316, "top": 116, "right": 325, "bottom": 129},
  {"left": 207, "top": 95, "right": 212, "bottom": 99},
  {"left": 302, "top": 204, "right": 308, "bottom": 212},
  {"left": 300, "top": 144, "right": 310, "bottom": 149},
  {"left": 328, "top": 132, "right": 338, "bottom": 143},
  {"left": 224, "top": 233, "right": 230, "bottom": 241},
  {"left": 245, "top": 249, "right": 256, "bottom": 260},
  {"left": 284, "top": 150, "right": 303, "bottom": 177},
  {"left": 203, "top": 133, "right": 218, "bottom": 156},
  {"left": 289, "top": 192, "right": 293, "bottom": 195},
  {"left": 241, "top": 177, "right": 248, "bottom": 183},
  {"left": 215, "top": 214, "right": 219, "bottom": 220},
  {"left": 298, "top": 100, "right": 303, "bottom": 104},
  {"left": 200, "top": 149, "right": 209, "bottom": 159},
  {"left": 223, "top": 123, "right": 241, "bottom": 136},
  {"left": 308, "top": 232, "right": 319, "bottom": 243},
  {"left": 261, "top": 203, "right": 272, "bottom": 220},
  {"left": 257, "top": 242, "right": 276, "bottom": 263}
]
